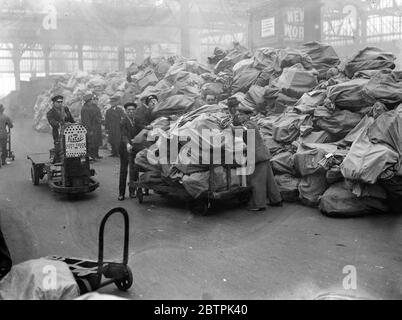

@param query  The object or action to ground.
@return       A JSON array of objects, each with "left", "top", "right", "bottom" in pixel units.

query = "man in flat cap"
[
  {"left": 81, "top": 93, "right": 103, "bottom": 161},
  {"left": 105, "top": 94, "right": 125, "bottom": 157},
  {"left": 0, "top": 104, "right": 13, "bottom": 167},
  {"left": 118, "top": 102, "right": 138, "bottom": 201},
  {"left": 134, "top": 95, "right": 157, "bottom": 138},
  {"left": 46, "top": 95, "right": 75, "bottom": 163}
]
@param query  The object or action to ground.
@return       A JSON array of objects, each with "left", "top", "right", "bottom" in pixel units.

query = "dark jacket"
[
  {"left": 134, "top": 104, "right": 154, "bottom": 137},
  {"left": 0, "top": 114, "right": 13, "bottom": 138},
  {"left": 81, "top": 101, "right": 103, "bottom": 147},
  {"left": 46, "top": 106, "right": 75, "bottom": 141},
  {"left": 120, "top": 116, "right": 137, "bottom": 147}
]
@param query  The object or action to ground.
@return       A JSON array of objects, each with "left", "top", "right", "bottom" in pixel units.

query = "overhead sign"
[
  {"left": 261, "top": 17, "right": 275, "bottom": 38},
  {"left": 284, "top": 7, "right": 304, "bottom": 41}
]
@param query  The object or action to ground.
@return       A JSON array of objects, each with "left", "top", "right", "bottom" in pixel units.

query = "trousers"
[
  {"left": 0, "top": 135, "right": 7, "bottom": 165},
  {"left": 119, "top": 149, "right": 138, "bottom": 196},
  {"left": 247, "top": 160, "right": 283, "bottom": 210}
]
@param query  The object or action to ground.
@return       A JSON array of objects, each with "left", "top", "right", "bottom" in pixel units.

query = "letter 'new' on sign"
[{"left": 261, "top": 17, "right": 275, "bottom": 38}]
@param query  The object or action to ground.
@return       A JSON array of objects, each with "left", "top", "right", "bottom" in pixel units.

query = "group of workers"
[
  {"left": 1, "top": 89, "right": 283, "bottom": 212},
  {"left": 45, "top": 92, "right": 158, "bottom": 200}
]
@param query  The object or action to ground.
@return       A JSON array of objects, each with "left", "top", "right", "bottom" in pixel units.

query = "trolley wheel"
[
  {"left": 114, "top": 267, "right": 133, "bottom": 291},
  {"left": 31, "top": 165, "right": 40, "bottom": 186},
  {"left": 190, "top": 200, "right": 209, "bottom": 216},
  {"left": 137, "top": 188, "right": 144, "bottom": 204}
]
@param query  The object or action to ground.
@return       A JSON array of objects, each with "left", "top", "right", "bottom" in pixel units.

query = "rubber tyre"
[
  {"left": 115, "top": 267, "right": 133, "bottom": 291},
  {"left": 31, "top": 165, "right": 40, "bottom": 186}
]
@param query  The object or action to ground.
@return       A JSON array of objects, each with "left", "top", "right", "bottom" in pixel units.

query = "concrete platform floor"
[{"left": 0, "top": 118, "right": 401, "bottom": 300}]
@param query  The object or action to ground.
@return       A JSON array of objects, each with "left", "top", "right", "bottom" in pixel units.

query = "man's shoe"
[
  {"left": 248, "top": 207, "right": 266, "bottom": 212},
  {"left": 118, "top": 195, "right": 125, "bottom": 201},
  {"left": 129, "top": 190, "right": 137, "bottom": 199}
]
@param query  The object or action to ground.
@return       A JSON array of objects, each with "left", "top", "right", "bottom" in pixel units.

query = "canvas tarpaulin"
[
  {"left": 294, "top": 90, "right": 327, "bottom": 115},
  {"left": 325, "top": 79, "right": 371, "bottom": 112},
  {"left": 274, "top": 64, "right": 318, "bottom": 98},
  {"left": 275, "top": 174, "right": 301, "bottom": 203},
  {"left": 367, "top": 107, "right": 402, "bottom": 157},
  {"left": 344, "top": 47, "right": 396, "bottom": 79},
  {"left": 319, "top": 182, "right": 389, "bottom": 217},
  {"left": 362, "top": 70, "right": 402, "bottom": 106},
  {"left": 341, "top": 127, "right": 400, "bottom": 184},
  {"left": 151, "top": 94, "right": 195, "bottom": 118},
  {"left": 271, "top": 113, "right": 311, "bottom": 144},
  {"left": 314, "top": 106, "right": 363, "bottom": 138},
  {"left": 231, "top": 67, "right": 261, "bottom": 94},
  {"left": 299, "top": 42, "right": 340, "bottom": 79},
  {"left": 0, "top": 259, "right": 80, "bottom": 300},
  {"left": 270, "top": 151, "right": 297, "bottom": 176},
  {"left": 294, "top": 143, "right": 338, "bottom": 177},
  {"left": 298, "top": 173, "right": 329, "bottom": 207}
]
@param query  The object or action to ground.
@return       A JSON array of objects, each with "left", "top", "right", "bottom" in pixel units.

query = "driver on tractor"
[{"left": 46, "top": 95, "right": 75, "bottom": 163}]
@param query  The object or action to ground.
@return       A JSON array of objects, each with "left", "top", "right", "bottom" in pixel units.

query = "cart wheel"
[
  {"left": 137, "top": 188, "right": 144, "bottom": 204},
  {"left": 190, "top": 200, "right": 209, "bottom": 216},
  {"left": 31, "top": 165, "right": 40, "bottom": 186},
  {"left": 115, "top": 267, "right": 133, "bottom": 291}
]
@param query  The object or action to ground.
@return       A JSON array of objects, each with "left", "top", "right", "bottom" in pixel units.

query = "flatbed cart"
[
  {"left": 27, "top": 123, "right": 99, "bottom": 194},
  {"left": 47, "top": 208, "right": 133, "bottom": 294},
  {"left": 130, "top": 165, "right": 252, "bottom": 215},
  {"left": 6, "top": 126, "right": 15, "bottom": 161}
]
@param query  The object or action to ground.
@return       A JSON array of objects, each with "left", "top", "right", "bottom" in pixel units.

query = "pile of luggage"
[
  {"left": 134, "top": 43, "right": 402, "bottom": 217},
  {"left": 33, "top": 42, "right": 402, "bottom": 217}
]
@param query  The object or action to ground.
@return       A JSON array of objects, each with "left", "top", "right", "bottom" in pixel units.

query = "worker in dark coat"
[
  {"left": 134, "top": 95, "right": 156, "bottom": 137},
  {"left": 118, "top": 103, "right": 138, "bottom": 201},
  {"left": 105, "top": 95, "right": 125, "bottom": 157},
  {"left": 227, "top": 97, "right": 282, "bottom": 211},
  {"left": 46, "top": 95, "right": 75, "bottom": 163},
  {"left": 0, "top": 104, "right": 13, "bottom": 167},
  {"left": 81, "top": 93, "right": 103, "bottom": 160}
]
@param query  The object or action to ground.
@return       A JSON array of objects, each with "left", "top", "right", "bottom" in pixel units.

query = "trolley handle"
[{"left": 97, "top": 208, "right": 130, "bottom": 276}]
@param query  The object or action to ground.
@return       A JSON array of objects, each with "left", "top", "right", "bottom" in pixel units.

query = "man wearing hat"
[
  {"left": 134, "top": 95, "right": 157, "bottom": 137},
  {"left": 0, "top": 104, "right": 13, "bottom": 167},
  {"left": 81, "top": 93, "right": 103, "bottom": 161},
  {"left": 105, "top": 94, "right": 125, "bottom": 157},
  {"left": 227, "top": 97, "right": 282, "bottom": 211},
  {"left": 46, "top": 95, "right": 75, "bottom": 163},
  {"left": 118, "top": 102, "right": 138, "bottom": 201}
]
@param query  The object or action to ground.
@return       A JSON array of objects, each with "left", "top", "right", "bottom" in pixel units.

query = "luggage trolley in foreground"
[
  {"left": 47, "top": 208, "right": 133, "bottom": 294},
  {"left": 131, "top": 165, "right": 252, "bottom": 216},
  {"left": 27, "top": 123, "right": 99, "bottom": 194}
]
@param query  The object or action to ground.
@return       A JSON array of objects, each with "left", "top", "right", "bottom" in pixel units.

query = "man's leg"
[
  {"left": 266, "top": 160, "right": 283, "bottom": 206},
  {"left": 128, "top": 151, "right": 137, "bottom": 198},
  {"left": 119, "top": 150, "right": 129, "bottom": 198},
  {"left": 247, "top": 161, "right": 267, "bottom": 211},
  {"left": 0, "top": 136, "right": 7, "bottom": 165}
]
